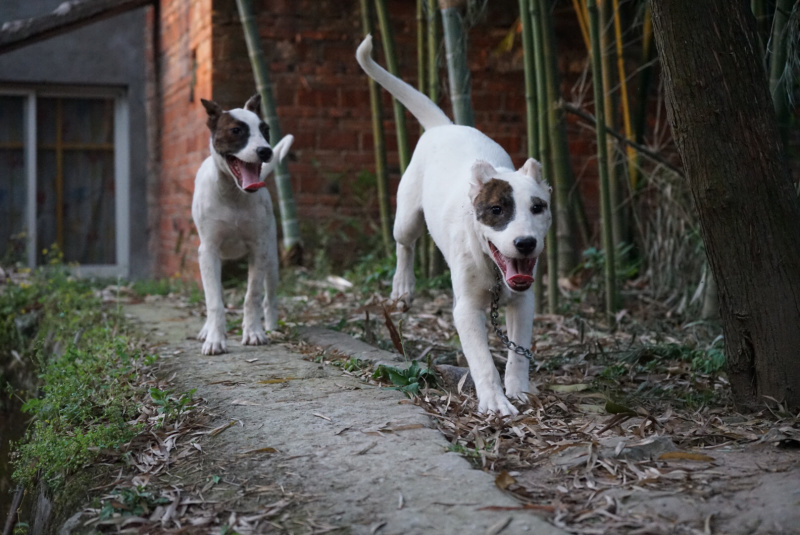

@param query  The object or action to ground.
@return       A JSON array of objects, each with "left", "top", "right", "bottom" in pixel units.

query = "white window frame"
[{"left": 0, "top": 86, "right": 130, "bottom": 278}]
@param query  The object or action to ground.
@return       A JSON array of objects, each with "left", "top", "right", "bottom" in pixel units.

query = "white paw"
[
  {"left": 199, "top": 323, "right": 226, "bottom": 354},
  {"left": 202, "top": 336, "right": 227, "bottom": 355},
  {"left": 242, "top": 328, "right": 269, "bottom": 346},
  {"left": 477, "top": 391, "right": 519, "bottom": 416},
  {"left": 505, "top": 375, "right": 530, "bottom": 401},
  {"left": 263, "top": 312, "right": 279, "bottom": 332},
  {"left": 391, "top": 271, "right": 415, "bottom": 309}
]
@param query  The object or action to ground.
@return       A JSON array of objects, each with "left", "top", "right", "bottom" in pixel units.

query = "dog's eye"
[
  {"left": 231, "top": 127, "right": 242, "bottom": 135},
  {"left": 531, "top": 204, "right": 545, "bottom": 214},
  {"left": 491, "top": 205, "right": 503, "bottom": 216}
]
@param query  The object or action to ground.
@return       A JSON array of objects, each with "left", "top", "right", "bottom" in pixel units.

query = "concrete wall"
[{"left": 0, "top": 0, "right": 151, "bottom": 279}]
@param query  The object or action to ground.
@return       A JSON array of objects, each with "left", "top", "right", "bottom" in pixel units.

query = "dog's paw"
[
  {"left": 504, "top": 376, "right": 530, "bottom": 401},
  {"left": 477, "top": 392, "right": 519, "bottom": 417},
  {"left": 242, "top": 328, "right": 269, "bottom": 346},
  {"left": 202, "top": 337, "right": 227, "bottom": 355}
]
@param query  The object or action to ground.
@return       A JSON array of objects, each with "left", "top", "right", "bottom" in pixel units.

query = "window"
[{"left": 0, "top": 88, "right": 129, "bottom": 277}]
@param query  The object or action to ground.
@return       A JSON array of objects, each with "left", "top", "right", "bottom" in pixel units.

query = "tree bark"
[{"left": 651, "top": 0, "right": 800, "bottom": 410}]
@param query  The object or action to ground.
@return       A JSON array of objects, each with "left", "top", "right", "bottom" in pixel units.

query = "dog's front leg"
[
  {"left": 198, "top": 244, "right": 227, "bottom": 355},
  {"left": 503, "top": 290, "right": 535, "bottom": 400},
  {"left": 241, "top": 248, "right": 270, "bottom": 346},
  {"left": 453, "top": 294, "right": 518, "bottom": 416}
]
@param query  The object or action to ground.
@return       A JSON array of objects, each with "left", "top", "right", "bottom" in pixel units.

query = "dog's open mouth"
[
  {"left": 489, "top": 242, "right": 536, "bottom": 292},
  {"left": 227, "top": 156, "right": 265, "bottom": 192}
]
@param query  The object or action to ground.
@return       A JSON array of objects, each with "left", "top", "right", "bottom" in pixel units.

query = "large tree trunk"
[{"left": 650, "top": 0, "right": 800, "bottom": 410}]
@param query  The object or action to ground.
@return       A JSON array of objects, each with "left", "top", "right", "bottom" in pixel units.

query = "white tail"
[
  {"left": 260, "top": 134, "right": 294, "bottom": 179},
  {"left": 356, "top": 34, "right": 452, "bottom": 131}
]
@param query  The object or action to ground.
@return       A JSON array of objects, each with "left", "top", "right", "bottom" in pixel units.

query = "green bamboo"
[
  {"left": 438, "top": 0, "right": 475, "bottom": 127},
  {"left": 519, "top": 0, "right": 539, "bottom": 160},
  {"left": 416, "top": 0, "right": 429, "bottom": 276},
  {"left": 541, "top": 0, "right": 579, "bottom": 280},
  {"left": 532, "top": 0, "right": 556, "bottom": 313},
  {"left": 235, "top": 0, "right": 302, "bottom": 261},
  {"left": 427, "top": 0, "right": 446, "bottom": 277},
  {"left": 359, "top": 0, "right": 392, "bottom": 255},
  {"left": 588, "top": 0, "right": 618, "bottom": 325},
  {"left": 769, "top": 0, "right": 793, "bottom": 147},
  {"left": 375, "top": 0, "right": 411, "bottom": 174},
  {"left": 522, "top": 0, "right": 544, "bottom": 313}
]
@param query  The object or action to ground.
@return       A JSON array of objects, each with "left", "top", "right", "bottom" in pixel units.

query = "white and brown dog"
[
  {"left": 356, "top": 36, "right": 552, "bottom": 415},
  {"left": 192, "top": 94, "right": 294, "bottom": 355}
]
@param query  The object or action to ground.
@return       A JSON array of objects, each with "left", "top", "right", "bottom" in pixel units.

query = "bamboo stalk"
[
  {"left": 236, "top": 0, "right": 302, "bottom": 262},
  {"left": 769, "top": 0, "right": 793, "bottom": 146},
  {"left": 632, "top": 3, "right": 654, "bottom": 185},
  {"left": 588, "top": 0, "right": 618, "bottom": 325},
  {"left": 359, "top": 0, "right": 393, "bottom": 255},
  {"left": 532, "top": 0, "right": 557, "bottom": 313},
  {"left": 611, "top": 0, "right": 636, "bottom": 189},
  {"left": 375, "top": 0, "right": 411, "bottom": 175},
  {"left": 570, "top": 0, "right": 591, "bottom": 53},
  {"left": 416, "top": 0, "right": 429, "bottom": 276},
  {"left": 428, "top": 0, "right": 446, "bottom": 277},
  {"left": 439, "top": 0, "right": 475, "bottom": 127}
]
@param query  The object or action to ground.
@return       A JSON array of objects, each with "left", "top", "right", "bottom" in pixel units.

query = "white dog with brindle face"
[
  {"left": 192, "top": 94, "right": 294, "bottom": 355},
  {"left": 356, "top": 36, "right": 552, "bottom": 415}
]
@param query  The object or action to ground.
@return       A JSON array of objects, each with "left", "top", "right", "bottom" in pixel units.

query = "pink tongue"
[
  {"left": 508, "top": 274, "right": 534, "bottom": 290},
  {"left": 240, "top": 162, "right": 265, "bottom": 191}
]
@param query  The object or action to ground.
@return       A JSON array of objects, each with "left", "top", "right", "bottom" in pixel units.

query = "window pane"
[
  {"left": 36, "top": 97, "right": 116, "bottom": 265},
  {"left": 0, "top": 95, "right": 27, "bottom": 262}
]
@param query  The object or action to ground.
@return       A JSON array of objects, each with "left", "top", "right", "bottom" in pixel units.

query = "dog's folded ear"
[
  {"left": 521, "top": 157, "right": 550, "bottom": 189},
  {"left": 244, "top": 94, "right": 262, "bottom": 116},
  {"left": 468, "top": 160, "right": 497, "bottom": 198},
  {"left": 201, "top": 99, "right": 223, "bottom": 131}
]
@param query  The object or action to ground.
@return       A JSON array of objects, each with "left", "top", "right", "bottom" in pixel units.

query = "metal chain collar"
[{"left": 489, "top": 269, "right": 536, "bottom": 363}]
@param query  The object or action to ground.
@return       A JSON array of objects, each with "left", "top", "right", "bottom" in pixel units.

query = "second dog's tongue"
[{"left": 241, "top": 162, "right": 265, "bottom": 191}]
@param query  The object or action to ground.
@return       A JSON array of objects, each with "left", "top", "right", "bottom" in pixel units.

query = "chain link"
[{"left": 489, "top": 269, "right": 536, "bottom": 363}]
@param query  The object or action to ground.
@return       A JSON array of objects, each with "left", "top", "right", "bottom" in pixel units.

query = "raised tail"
[{"left": 356, "top": 34, "right": 452, "bottom": 131}]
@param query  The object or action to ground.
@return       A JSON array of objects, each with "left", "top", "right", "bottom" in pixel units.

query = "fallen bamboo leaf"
[
  {"left": 549, "top": 383, "right": 591, "bottom": 392},
  {"left": 241, "top": 447, "right": 278, "bottom": 455},
  {"left": 382, "top": 306, "right": 405, "bottom": 356},
  {"left": 313, "top": 413, "right": 332, "bottom": 421},
  {"left": 605, "top": 400, "right": 636, "bottom": 414},
  {"left": 658, "top": 451, "right": 715, "bottom": 462},
  {"left": 494, "top": 470, "right": 516, "bottom": 490},
  {"left": 231, "top": 399, "right": 260, "bottom": 406},
  {"left": 208, "top": 421, "right": 236, "bottom": 437},
  {"left": 259, "top": 377, "right": 297, "bottom": 384}
]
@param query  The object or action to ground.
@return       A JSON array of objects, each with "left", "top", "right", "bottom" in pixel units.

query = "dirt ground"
[{"left": 105, "top": 290, "right": 800, "bottom": 535}]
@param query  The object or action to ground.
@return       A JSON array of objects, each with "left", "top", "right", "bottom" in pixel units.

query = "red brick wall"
[
  {"left": 156, "top": 0, "right": 213, "bottom": 279},
  {"left": 155, "top": 0, "right": 609, "bottom": 277}
]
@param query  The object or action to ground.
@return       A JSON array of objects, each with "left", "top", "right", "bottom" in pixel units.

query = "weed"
[
  {"left": 372, "top": 360, "right": 438, "bottom": 397},
  {"left": 148, "top": 387, "right": 197, "bottom": 428},
  {"left": 98, "top": 486, "right": 171, "bottom": 520},
  {"left": 3, "top": 265, "right": 150, "bottom": 490}
]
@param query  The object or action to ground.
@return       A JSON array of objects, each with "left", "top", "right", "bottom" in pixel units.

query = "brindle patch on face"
[
  {"left": 212, "top": 112, "right": 250, "bottom": 155},
  {"left": 473, "top": 178, "right": 516, "bottom": 230}
]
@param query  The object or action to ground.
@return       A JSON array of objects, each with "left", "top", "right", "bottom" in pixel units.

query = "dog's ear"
[
  {"left": 244, "top": 93, "right": 262, "bottom": 116},
  {"left": 468, "top": 160, "right": 497, "bottom": 199},
  {"left": 521, "top": 157, "right": 551, "bottom": 191},
  {"left": 201, "top": 98, "right": 223, "bottom": 132}
]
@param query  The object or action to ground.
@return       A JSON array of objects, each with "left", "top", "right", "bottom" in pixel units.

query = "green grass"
[{"left": 2, "top": 266, "right": 154, "bottom": 490}]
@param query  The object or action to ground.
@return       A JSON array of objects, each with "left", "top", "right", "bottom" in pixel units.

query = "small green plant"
[
  {"left": 98, "top": 486, "right": 171, "bottom": 520},
  {"left": 5, "top": 264, "right": 151, "bottom": 490},
  {"left": 148, "top": 387, "right": 197, "bottom": 427},
  {"left": 372, "top": 360, "right": 438, "bottom": 397}
]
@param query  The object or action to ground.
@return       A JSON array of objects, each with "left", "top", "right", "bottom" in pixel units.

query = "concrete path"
[{"left": 124, "top": 301, "right": 566, "bottom": 535}]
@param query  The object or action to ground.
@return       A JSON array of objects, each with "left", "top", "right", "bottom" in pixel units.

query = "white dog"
[
  {"left": 192, "top": 94, "right": 294, "bottom": 355},
  {"left": 356, "top": 36, "right": 552, "bottom": 415}
]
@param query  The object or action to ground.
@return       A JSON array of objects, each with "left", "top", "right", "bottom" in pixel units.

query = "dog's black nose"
[
  {"left": 256, "top": 147, "right": 273, "bottom": 162},
  {"left": 514, "top": 236, "right": 537, "bottom": 255}
]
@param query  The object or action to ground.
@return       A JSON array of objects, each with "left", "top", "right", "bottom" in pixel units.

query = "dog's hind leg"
[
  {"left": 503, "top": 291, "right": 535, "bottom": 401},
  {"left": 390, "top": 165, "right": 426, "bottom": 310},
  {"left": 262, "top": 238, "right": 279, "bottom": 332},
  {"left": 198, "top": 244, "right": 227, "bottom": 355},
  {"left": 242, "top": 246, "right": 271, "bottom": 346}
]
